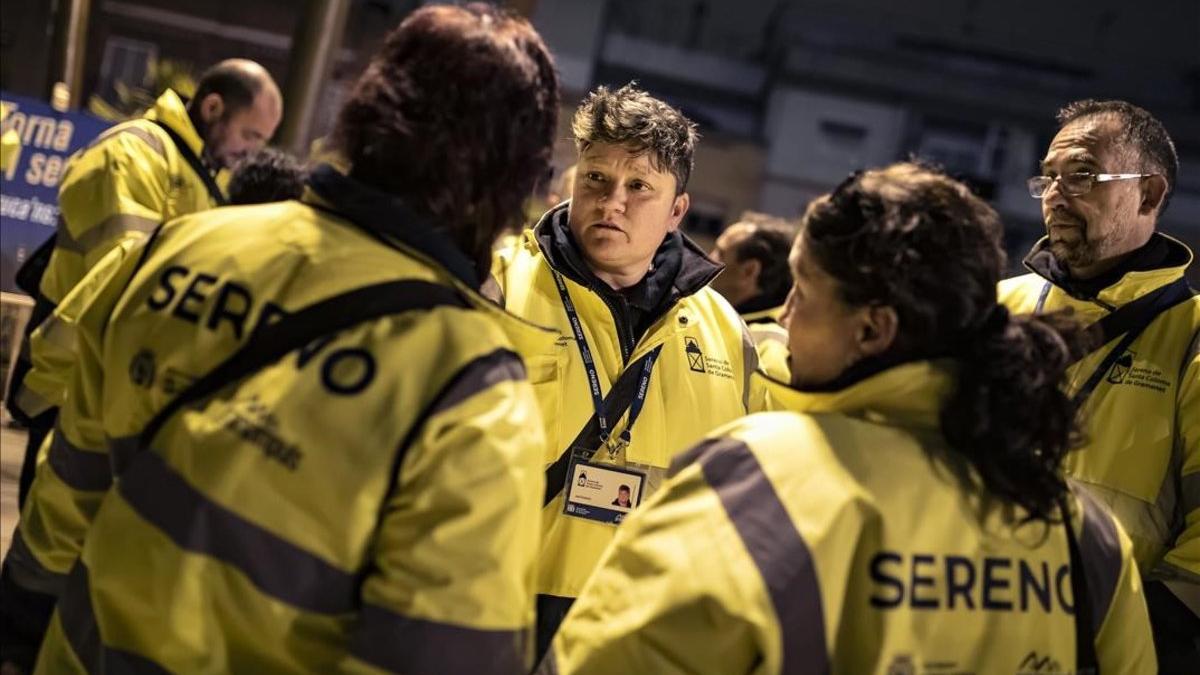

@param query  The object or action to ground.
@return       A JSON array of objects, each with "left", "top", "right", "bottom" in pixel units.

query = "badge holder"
[{"left": 562, "top": 443, "right": 646, "bottom": 526}]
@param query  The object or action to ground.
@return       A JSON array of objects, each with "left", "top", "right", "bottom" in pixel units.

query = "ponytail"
[{"left": 941, "top": 309, "right": 1092, "bottom": 522}]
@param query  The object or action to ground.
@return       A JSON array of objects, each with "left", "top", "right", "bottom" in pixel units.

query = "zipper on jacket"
[{"left": 596, "top": 290, "right": 636, "bottom": 364}]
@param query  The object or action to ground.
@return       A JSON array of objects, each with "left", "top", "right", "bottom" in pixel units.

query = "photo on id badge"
[{"left": 564, "top": 454, "right": 646, "bottom": 525}]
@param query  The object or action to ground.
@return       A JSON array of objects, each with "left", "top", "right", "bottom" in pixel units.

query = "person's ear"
[
  {"left": 199, "top": 93, "right": 224, "bottom": 124},
  {"left": 742, "top": 258, "right": 762, "bottom": 284},
  {"left": 855, "top": 304, "right": 898, "bottom": 358},
  {"left": 1139, "top": 175, "right": 1168, "bottom": 216},
  {"left": 667, "top": 192, "right": 690, "bottom": 232}
]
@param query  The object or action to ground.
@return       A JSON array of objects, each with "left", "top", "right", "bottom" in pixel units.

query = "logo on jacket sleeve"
[
  {"left": 129, "top": 349, "right": 157, "bottom": 388},
  {"left": 684, "top": 337, "right": 706, "bottom": 373}
]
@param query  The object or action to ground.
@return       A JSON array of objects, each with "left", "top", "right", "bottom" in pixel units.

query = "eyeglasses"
[{"left": 1027, "top": 172, "right": 1155, "bottom": 198}]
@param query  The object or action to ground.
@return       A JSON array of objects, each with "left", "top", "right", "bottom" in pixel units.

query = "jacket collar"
[
  {"left": 759, "top": 360, "right": 954, "bottom": 431},
  {"left": 304, "top": 163, "right": 480, "bottom": 288},
  {"left": 1023, "top": 232, "right": 1194, "bottom": 307},
  {"left": 144, "top": 89, "right": 205, "bottom": 159},
  {"left": 531, "top": 201, "right": 723, "bottom": 304}
]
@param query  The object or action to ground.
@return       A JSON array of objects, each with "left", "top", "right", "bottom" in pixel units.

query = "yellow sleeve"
[
  {"left": 340, "top": 350, "right": 547, "bottom": 675},
  {"left": 40, "top": 126, "right": 169, "bottom": 304},
  {"left": 1095, "top": 512, "right": 1158, "bottom": 673},
  {"left": 545, "top": 443, "right": 770, "bottom": 675},
  {"left": 14, "top": 237, "right": 148, "bottom": 591},
  {"left": 1158, "top": 334, "right": 1200, "bottom": 611},
  {"left": 23, "top": 243, "right": 135, "bottom": 412}
]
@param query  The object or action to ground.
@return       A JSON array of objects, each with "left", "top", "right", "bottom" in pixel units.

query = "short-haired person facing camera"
[
  {"left": 999, "top": 99, "right": 1200, "bottom": 669},
  {"left": 2, "top": 5, "right": 558, "bottom": 674},
  {"left": 491, "top": 84, "right": 758, "bottom": 655},
  {"left": 539, "top": 164, "right": 1155, "bottom": 675},
  {"left": 4, "top": 58, "right": 282, "bottom": 513},
  {"left": 709, "top": 216, "right": 794, "bottom": 378}
]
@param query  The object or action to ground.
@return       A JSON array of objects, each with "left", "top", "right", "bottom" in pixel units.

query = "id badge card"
[{"left": 563, "top": 449, "right": 646, "bottom": 526}]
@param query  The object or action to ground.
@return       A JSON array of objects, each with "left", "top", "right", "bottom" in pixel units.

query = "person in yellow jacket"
[
  {"left": 541, "top": 163, "right": 1156, "bottom": 675},
  {"left": 999, "top": 99, "right": 1199, "bottom": 670},
  {"left": 0, "top": 5, "right": 561, "bottom": 673},
  {"left": 489, "top": 83, "right": 758, "bottom": 656},
  {"left": 5, "top": 59, "right": 282, "bottom": 509},
  {"left": 709, "top": 216, "right": 794, "bottom": 379}
]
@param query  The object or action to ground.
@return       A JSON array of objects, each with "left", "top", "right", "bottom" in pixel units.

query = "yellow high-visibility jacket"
[
  {"left": 543, "top": 362, "right": 1156, "bottom": 675},
  {"left": 999, "top": 234, "right": 1199, "bottom": 609},
  {"left": 17, "top": 165, "right": 550, "bottom": 673},
  {"left": 11, "top": 89, "right": 219, "bottom": 419},
  {"left": 492, "top": 205, "right": 757, "bottom": 601},
  {"left": 742, "top": 305, "right": 789, "bottom": 381}
]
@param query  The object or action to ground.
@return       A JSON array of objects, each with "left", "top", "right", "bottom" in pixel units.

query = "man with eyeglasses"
[{"left": 999, "top": 99, "right": 1199, "bottom": 670}]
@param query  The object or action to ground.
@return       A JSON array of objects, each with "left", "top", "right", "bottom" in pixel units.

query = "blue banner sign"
[{"left": 1, "top": 92, "right": 112, "bottom": 293}]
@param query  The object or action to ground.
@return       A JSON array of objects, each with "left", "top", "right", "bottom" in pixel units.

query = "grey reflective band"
[
  {"left": 87, "top": 123, "right": 168, "bottom": 159},
  {"left": 56, "top": 214, "right": 160, "bottom": 255},
  {"left": 4, "top": 530, "right": 67, "bottom": 595},
  {"left": 427, "top": 348, "right": 526, "bottom": 418},
  {"left": 57, "top": 562, "right": 172, "bottom": 674},
  {"left": 1075, "top": 490, "right": 1123, "bottom": 637},
  {"left": 349, "top": 603, "right": 529, "bottom": 674},
  {"left": 690, "top": 438, "right": 829, "bottom": 674},
  {"left": 118, "top": 451, "right": 360, "bottom": 614},
  {"left": 48, "top": 426, "right": 113, "bottom": 491}
]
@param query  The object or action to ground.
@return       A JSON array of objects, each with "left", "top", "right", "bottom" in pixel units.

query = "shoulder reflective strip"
[
  {"left": 48, "top": 426, "right": 113, "bottom": 491},
  {"left": 36, "top": 312, "right": 74, "bottom": 352},
  {"left": 1075, "top": 490, "right": 1123, "bottom": 637},
  {"left": 1181, "top": 472, "right": 1200, "bottom": 516},
  {"left": 55, "top": 214, "right": 160, "bottom": 256},
  {"left": 4, "top": 529, "right": 67, "bottom": 595},
  {"left": 87, "top": 124, "right": 168, "bottom": 159},
  {"left": 349, "top": 603, "right": 528, "bottom": 675},
  {"left": 57, "top": 562, "right": 172, "bottom": 674},
  {"left": 117, "top": 450, "right": 359, "bottom": 614},
  {"left": 426, "top": 348, "right": 527, "bottom": 419},
  {"left": 691, "top": 437, "right": 829, "bottom": 674},
  {"left": 532, "top": 647, "right": 558, "bottom": 675}
]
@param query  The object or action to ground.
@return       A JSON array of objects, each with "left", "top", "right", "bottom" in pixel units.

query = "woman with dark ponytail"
[{"left": 538, "top": 163, "right": 1155, "bottom": 675}]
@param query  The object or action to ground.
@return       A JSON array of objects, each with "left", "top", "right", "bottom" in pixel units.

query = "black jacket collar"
[
  {"left": 1023, "top": 231, "right": 1186, "bottom": 300},
  {"left": 306, "top": 164, "right": 479, "bottom": 288}
]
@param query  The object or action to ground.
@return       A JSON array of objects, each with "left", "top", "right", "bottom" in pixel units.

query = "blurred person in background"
[
  {"left": 0, "top": 4, "right": 557, "bottom": 673},
  {"left": 6, "top": 146, "right": 309, "bottom": 492},
  {"left": 709, "top": 215, "right": 794, "bottom": 378},
  {"left": 1000, "top": 99, "right": 1199, "bottom": 670},
  {"left": 4, "top": 58, "right": 282, "bottom": 512},
  {"left": 541, "top": 163, "right": 1155, "bottom": 675},
  {"left": 490, "top": 83, "right": 757, "bottom": 657}
]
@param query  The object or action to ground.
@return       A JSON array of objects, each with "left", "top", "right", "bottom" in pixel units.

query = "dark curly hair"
[
  {"left": 227, "top": 148, "right": 306, "bottom": 205},
  {"left": 572, "top": 84, "right": 697, "bottom": 195},
  {"left": 801, "top": 163, "right": 1090, "bottom": 523},
  {"left": 331, "top": 3, "right": 560, "bottom": 272}
]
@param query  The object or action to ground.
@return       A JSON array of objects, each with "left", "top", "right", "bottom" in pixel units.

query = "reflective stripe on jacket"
[
  {"left": 22, "top": 170, "right": 548, "bottom": 673},
  {"left": 494, "top": 218, "right": 757, "bottom": 600},
  {"left": 544, "top": 362, "right": 1156, "bottom": 674},
  {"left": 999, "top": 233, "right": 1200, "bottom": 597}
]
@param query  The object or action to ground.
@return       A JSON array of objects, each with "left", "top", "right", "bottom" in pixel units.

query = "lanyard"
[{"left": 552, "top": 270, "right": 658, "bottom": 445}]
